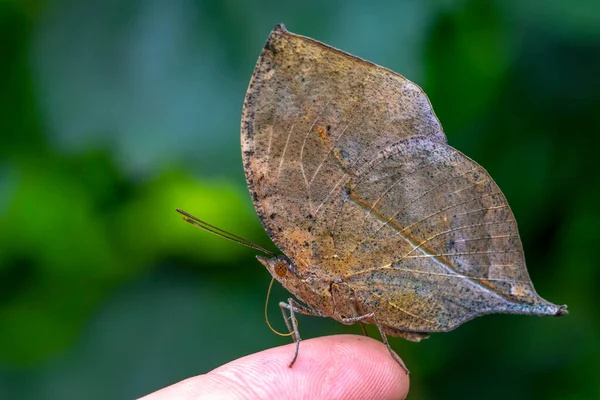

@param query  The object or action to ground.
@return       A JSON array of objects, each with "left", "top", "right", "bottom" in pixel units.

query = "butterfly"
[{"left": 180, "top": 24, "right": 567, "bottom": 373}]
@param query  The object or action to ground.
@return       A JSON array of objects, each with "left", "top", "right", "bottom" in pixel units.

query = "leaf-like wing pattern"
[
  {"left": 243, "top": 25, "right": 443, "bottom": 265},
  {"left": 242, "top": 25, "right": 565, "bottom": 333},
  {"left": 329, "top": 137, "right": 562, "bottom": 331}
]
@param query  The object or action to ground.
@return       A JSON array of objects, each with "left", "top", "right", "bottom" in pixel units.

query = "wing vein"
[{"left": 277, "top": 123, "right": 295, "bottom": 180}]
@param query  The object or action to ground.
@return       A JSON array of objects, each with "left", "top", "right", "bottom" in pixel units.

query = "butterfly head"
[
  {"left": 257, "top": 254, "right": 337, "bottom": 317},
  {"left": 256, "top": 255, "right": 299, "bottom": 280}
]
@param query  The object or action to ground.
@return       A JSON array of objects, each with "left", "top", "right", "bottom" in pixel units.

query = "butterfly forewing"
[{"left": 242, "top": 25, "right": 443, "bottom": 266}]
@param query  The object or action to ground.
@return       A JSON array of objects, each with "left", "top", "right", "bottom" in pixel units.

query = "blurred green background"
[{"left": 1, "top": 0, "right": 598, "bottom": 399}]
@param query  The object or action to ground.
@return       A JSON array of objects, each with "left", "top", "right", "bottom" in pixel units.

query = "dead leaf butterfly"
[{"left": 179, "top": 24, "right": 567, "bottom": 372}]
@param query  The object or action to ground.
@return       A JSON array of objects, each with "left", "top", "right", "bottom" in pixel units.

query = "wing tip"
[
  {"left": 554, "top": 304, "right": 568, "bottom": 317},
  {"left": 273, "top": 23, "right": 288, "bottom": 33}
]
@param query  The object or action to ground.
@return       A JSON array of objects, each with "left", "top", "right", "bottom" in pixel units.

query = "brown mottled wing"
[
  {"left": 242, "top": 24, "right": 444, "bottom": 264},
  {"left": 329, "top": 137, "right": 564, "bottom": 332},
  {"left": 241, "top": 25, "right": 564, "bottom": 332}
]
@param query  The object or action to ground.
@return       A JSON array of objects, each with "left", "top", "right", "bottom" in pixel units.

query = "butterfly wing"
[
  {"left": 328, "top": 137, "right": 565, "bottom": 332},
  {"left": 242, "top": 25, "right": 565, "bottom": 333},
  {"left": 242, "top": 24, "right": 444, "bottom": 266}
]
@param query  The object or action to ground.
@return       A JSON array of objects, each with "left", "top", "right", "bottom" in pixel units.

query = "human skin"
[{"left": 139, "top": 334, "right": 409, "bottom": 400}]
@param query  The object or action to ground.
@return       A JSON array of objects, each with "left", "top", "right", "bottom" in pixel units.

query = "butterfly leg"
[
  {"left": 342, "top": 313, "right": 409, "bottom": 373},
  {"left": 359, "top": 322, "right": 369, "bottom": 337},
  {"left": 279, "top": 298, "right": 322, "bottom": 368}
]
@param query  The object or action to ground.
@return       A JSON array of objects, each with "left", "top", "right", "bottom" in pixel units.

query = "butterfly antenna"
[{"left": 175, "top": 208, "right": 276, "bottom": 257}]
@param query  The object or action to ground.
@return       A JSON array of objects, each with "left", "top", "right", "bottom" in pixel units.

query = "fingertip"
[
  {"left": 293, "top": 334, "right": 410, "bottom": 400},
  {"left": 212, "top": 334, "right": 409, "bottom": 400},
  {"left": 139, "top": 334, "right": 409, "bottom": 400}
]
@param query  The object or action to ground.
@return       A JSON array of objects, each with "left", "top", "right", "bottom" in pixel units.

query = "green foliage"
[{"left": 1, "top": 0, "right": 598, "bottom": 399}]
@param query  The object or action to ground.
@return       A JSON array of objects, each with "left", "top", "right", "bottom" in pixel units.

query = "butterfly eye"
[{"left": 274, "top": 260, "right": 287, "bottom": 277}]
